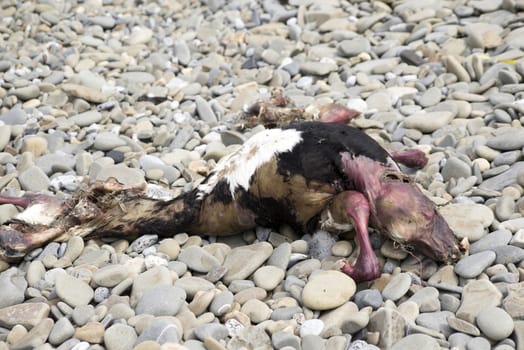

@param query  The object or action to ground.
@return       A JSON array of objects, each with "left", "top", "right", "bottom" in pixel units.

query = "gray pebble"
[
  {"left": 271, "top": 306, "right": 303, "bottom": 321},
  {"left": 390, "top": 334, "right": 440, "bottom": 350},
  {"left": 466, "top": 337, "right": 491, "bottom": 350},
  {"left": 272, "top": 331, "right": 301, "bottom": 349},
  {"left": 454, "top": 251, "right": 496, "bottom": 278},
  {"left": 136, "top": 319, "right": 179, "bottom": 345},
  {"left": 442, "top": 157, "right": 472, "bottom": 181},
  {"left": 268, "top": 242, "right": 292, "bottom": 270},
  {"left": 338, "top": 38, "right": 371, "bottom": 57},
  {"left": 0, "top": 106, "right": 27, "bottom": 125},
  {"left": 127, "top": 235, "right": 158, "bottom": 254},
  {"left": 354, "top": 289, "right": 383, "bottom": 310},
  {"left": 72, "top": 304, "right": 95, "bottom": 326},
  {"left": 48, "top": 317, "right": 75, "bottom": 346},
  {"left": 382, "top": 273, "right": 411, "bottom": 301},
  {"left": 178, "top": 245, "right": 221, "bottom": 273},
  {"left": 195, "top": 96, "right": 218, "bottom": 124},
  {"left": 93, "top": 132, "right": 126, "bottom": 151},
  {"left": 487, "top": 129, "right": 524, "bottom": 151},
  {"left": 492, "top": 245, "right": 524, "bottom": 264},
  {"left": 69, "top": 111, "right": 102, "bottom": 127},
  {"left": 209, "top": 290, "right": 234, "bottom": 316},
  {"left": 93, "top": 287, "right": 110, "bottom": 303},
  {"left": 104, "top": 324, "right": 137, "bottom": 350},
  {"left": 419, "top": 87, "right": 442, "bottom": 107},
  {"left": 193, "top": 323, "right": 229, "bottom": 342},
  {"left": 18, "top": 165, "right": 50, "bottom": 192},
  {"left": 469, "top": 229, "right": 512, "bottom": 254},
  {"left": 0, "top": 267, "right": 27, "bottom": 309},
  {"left": 416, "top": 311, "right": 454, "bottom": 337},
  {"left": 301, "top": 334, "right": 324, "bottom": 350},
  {"left": 135, "top": 285, "right": 186, "bottom": 316}
]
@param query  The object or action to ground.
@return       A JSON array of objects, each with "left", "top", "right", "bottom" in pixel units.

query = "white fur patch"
[
  {"left": 198, "top": 128, "right": 303, "bottom": 197},
  {"left": 15, "top": 203, "right": 58, "bottom": 226}
]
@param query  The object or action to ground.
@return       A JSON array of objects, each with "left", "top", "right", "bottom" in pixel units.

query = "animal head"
[{"left": 372, "top": 176, "right": 467, "bottom": 263}]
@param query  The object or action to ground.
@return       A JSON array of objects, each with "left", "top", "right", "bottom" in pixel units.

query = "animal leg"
[
  {"left": 0, "top": 194, "right": 31, "bottom": 208},
  {"left": 318, "top": 104, "right": 360, "bottom": 124},
  {"left": 0, "top": 226, "right": 65, "bottom": 262},
  {"left": 335, "top": 191, "right": 381, "bottom": 281},
  {"left": 390, "top": 149, "right": 428, "bottom": 169}
]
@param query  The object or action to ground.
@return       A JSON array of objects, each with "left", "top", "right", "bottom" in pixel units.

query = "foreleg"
[
  {"left": 327, "top": 191, "right": 381, "bottom": 281},
  {"left": 390, "top": 149, "right": 428, "bottom": 169}
]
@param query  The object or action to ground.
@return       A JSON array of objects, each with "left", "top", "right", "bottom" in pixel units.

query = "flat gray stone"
[
  {"left": 222, "top": 242, "right": 273, "bottom": 284},
  {"left": 469, "top": 229, "right": 512, "bottom": 254},
  {"left": 403, "top": 111, "right": 454, "bottom": 133},
  {"left": 0, "top": 268, "right": 27, "bottom": 309},
  {"left": 391, "top": 334, "right": 440, "bottom": 350},
  {"left": 480, "top": 162, "right": 524, "bottom": 191},
  {"left": 55, "top": 273, "right": 94, "bottom": 308},
  {"left": 135, "top": 285, "right": 186, "bottom": 316},
  {"left": 382, "top": 273, "right": 411, "bottom": 301},
  {"left": 18, "top": 165, "right": 50, "bottom": 191},
  {"left": 454, "top": 251, "right": 496, "bottom": 278},
  {"left": 178, "top": 245, "right": 221, "bottom": 273}
]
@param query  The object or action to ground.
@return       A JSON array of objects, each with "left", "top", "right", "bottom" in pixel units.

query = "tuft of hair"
[
  {"left": 198, "top": 128, "right": 303, "bottom": 198},
  {"left": 15, "top": 203, "right": 59, "bottom": 226}
]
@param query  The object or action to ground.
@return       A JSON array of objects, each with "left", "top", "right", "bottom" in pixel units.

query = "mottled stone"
[
  {"left": 302, "top": 270, "right": 356, "bottom": 310},
  {"left": 456, "top": 280, "right": 502, "bottom": 323}
]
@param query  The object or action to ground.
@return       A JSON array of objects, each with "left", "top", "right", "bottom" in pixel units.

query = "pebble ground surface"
[{"left": 0, "top": 0, "right": 524, "bottom": 349}]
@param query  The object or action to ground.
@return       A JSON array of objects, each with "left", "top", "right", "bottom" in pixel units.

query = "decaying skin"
[
  {"left": 243, "top": 88, "right": 361, "bottom": 127},
  {"left": 0, "top": 122, "right": 466, "bottom": 281}
]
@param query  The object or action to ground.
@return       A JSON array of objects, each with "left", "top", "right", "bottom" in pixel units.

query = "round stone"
[
  {"left": 253, "top": 266, "right": 285, "bottom": 291},
  {"left": 301, "top": 270, "right": 356, "bottom": 310},
  {"left": 240, "top": 299, "right": 272, "bottom": 324},
  {"left": 382, "top": 273, "right": 411, "bottom": 301},
  {"left": 331, "top": 241, "right": 353, "bottom": 257},
  {"left": 476, "top": 307, "right": 514, "bottom": 340},
  {"left": 104, "top": 324, "right": 137, "bottom": 350}
]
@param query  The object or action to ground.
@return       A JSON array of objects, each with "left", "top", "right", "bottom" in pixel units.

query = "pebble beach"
[{"left": 1, "top": 0, "right": 524, "bottom": 349}]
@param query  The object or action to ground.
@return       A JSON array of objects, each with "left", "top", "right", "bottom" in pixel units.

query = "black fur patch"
[
  {"left": 212, "top": 179, "right": 234, "bottom": 204},
  {"left": 238, "top": 192, "right": 301, "bottom": 231},
  {"left": 278, "top": 121, "right": 390, "bottom": 184}
]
